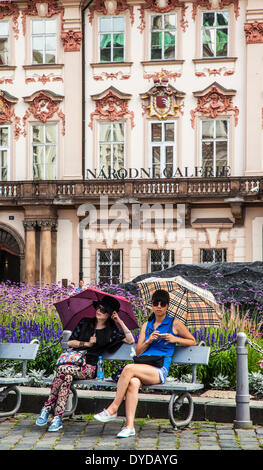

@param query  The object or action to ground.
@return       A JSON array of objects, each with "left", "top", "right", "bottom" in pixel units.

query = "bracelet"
[
  {"left": 125, "top": 331, "right": 132, "bottom": 336},
  {"left": 79, "top": 341, "right": 85, "bottom": 347}
]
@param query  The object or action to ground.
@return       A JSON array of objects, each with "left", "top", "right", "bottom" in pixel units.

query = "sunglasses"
[
  {"left": 96, "top": 305, "right": 109, "bottom": 314},
  {"left": 152, "top": 300, "right": 168, "bottom": 307}
]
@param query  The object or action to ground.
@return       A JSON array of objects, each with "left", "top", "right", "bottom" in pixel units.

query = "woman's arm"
[
  {"left": 67, "top": 336, "right": 96, "bottom": 349},
  {"left": 135, "top": 322, "right": 160, "bottom": 356},
  {"left": 162, "top": 319, "right": 196, "bottom": 346},
  {"left": 111, "top": 312, "right": 135, "bottom": 344}
]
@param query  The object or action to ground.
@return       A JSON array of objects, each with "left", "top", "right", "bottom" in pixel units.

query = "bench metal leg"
[
  {"left": 63, "top": 384, "right": 78, "bottom": 418},
  {"left": 168, "top": 392, "right": 194, "bottom": 429},
  {"left": 0, "top": 385, "right": 22, "bottom": 418}
]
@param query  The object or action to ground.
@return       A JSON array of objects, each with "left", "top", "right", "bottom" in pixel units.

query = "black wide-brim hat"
[{"left": 93, "top": 295, "right": 120, "bottom": 315}]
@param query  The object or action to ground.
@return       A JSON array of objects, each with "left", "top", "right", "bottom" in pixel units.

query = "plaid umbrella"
[{"left": 137, "top": 276, "right": 221, "bottom": 328}]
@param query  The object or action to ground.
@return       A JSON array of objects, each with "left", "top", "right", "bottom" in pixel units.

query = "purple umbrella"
[{"left": 54, "top": 286, "right": 139, "bottom": 332}]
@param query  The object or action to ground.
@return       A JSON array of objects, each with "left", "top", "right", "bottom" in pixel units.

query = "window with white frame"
[
  {"left": 32, "top": 124, "right": 57, "bottom": 180},
  {"left": 0, "top": 21, "right": 9, "bottom": 65},
  {"left": 0, "top": 126, "right": 9, "bottom": 181},
  {"left": 150, "top": 121, "right": 176, "bottom": 177},
  {"left": 150, "top": 14, "right": 176, "bottom": 60},
  {"left": 202, "top": 11, "right": 228, "bottom": 58},
  {"left": 200, "top": 248, "right": 227, "bottom": 263},
  {"left": 99, "top": 122, "right": 125, "bottom": 176},
  {"left": 31, "top": 18, "right": 57, "bottom": 64},
  {"left": 96, "top": 249, "right": 123, "bottom": 284},
  {"left": 149, "top": 249, "right": 174, "bottom": 272},
  {"left": 201, "top": 119, "right": 229, "bottom": 177},
  {"left": 99, "top": 16, "right": 124, "bottom": 62}
]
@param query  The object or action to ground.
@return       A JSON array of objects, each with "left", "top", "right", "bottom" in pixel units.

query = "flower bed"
[{"left": 0, "top": 280, "right": 263, "bottom": 393}]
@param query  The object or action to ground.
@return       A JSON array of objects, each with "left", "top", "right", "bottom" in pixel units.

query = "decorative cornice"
[
  {"left": 191, "top": 82, "right": 239, "bottom": 128},
  {"left": 89, "top": 87, "right": 134, "bottom": 129},
  {"left": 244, "top": 22, "right": 263, "bottom": 44},
  {"left": 22, "top": 90, "right": 65, "bottom": 136},
  {"left": 138, "top": 0, "right": 188, "bottom": 33},
  {"left": 88, "top": 0, "right": 134, "bottom": 24},
  {"left": 22, "top": 0, "right": 64, "bottom": 35}
]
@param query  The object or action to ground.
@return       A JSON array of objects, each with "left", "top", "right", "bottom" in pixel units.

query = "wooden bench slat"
[{"left": 0, "top": 343, "right": 39, "bottom": 361}]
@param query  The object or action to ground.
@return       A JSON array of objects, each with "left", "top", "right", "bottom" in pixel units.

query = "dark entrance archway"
[{"left": 0, "top": 228, "right": 24, "bottom": 283}]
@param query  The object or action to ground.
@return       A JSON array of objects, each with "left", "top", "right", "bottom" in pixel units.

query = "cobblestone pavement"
[{"left": 0, "top": 413, "right": 262, "bottom": 451}]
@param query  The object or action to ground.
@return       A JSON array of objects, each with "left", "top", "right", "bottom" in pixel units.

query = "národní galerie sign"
[{"left": 86, "top": 166, "right": 231, "bottom": 179}]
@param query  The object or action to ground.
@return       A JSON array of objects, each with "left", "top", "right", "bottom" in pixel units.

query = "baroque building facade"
[{"left": 0, "top": 0, "right": 262, "bottom": 285}]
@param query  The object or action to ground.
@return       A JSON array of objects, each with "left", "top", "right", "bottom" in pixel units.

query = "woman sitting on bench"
[
  {"left": 36, "top": 295, "right": 134, "bottom": 432},
  {"left": 94, "top": 289, "right": 196, "bottom": 438}
]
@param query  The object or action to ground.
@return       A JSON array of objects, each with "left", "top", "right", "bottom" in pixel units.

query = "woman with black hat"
[{"left": 35, "top": 295, "right": 134, "bottom": 432}]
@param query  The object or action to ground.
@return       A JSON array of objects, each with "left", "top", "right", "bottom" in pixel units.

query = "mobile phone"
[{"left": 158, "top": 333, "right": 167, "bottom": 337}]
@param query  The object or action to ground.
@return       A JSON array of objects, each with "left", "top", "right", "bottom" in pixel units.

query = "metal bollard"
[{"left": 234, "top": 332, "right": 253, "bottom": 428}]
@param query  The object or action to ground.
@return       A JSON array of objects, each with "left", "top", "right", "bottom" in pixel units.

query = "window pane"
[
  {"left": 45, "top": 20, "right": 56, "bottom": 34},
  {"left": 151, "top": 15, "right": 163, "bottom": 30},
  {"left": 45, "top": 36, "right": 56, "bottom": 50},
  {"left": 165, "top": 146, "right": 173, "bottom": 164},
  {"left": 100, "top": 123, "right": 111, "bottom": 141},
  {"left": 112, "top": 122, "right": 124, "bottom": 141},
  {"left": 45, "top": 52, "right": 56, "bottom": 63},
  {"left": 216, "top": 12, "right": 228, "bottom": 26},
  {"left": 202, "top": 28, "right": 215, "bottom": 57},
  {"left": 152, "top": 146, "right": 160, "bottom": 164},
  {"left": 164, "top": 14, "right": 176, "bottom": 29},
  {"left": 216, "top": 28, "right": 228, "bottom": 56},
  {"left": 151, "top": 32, "right": 162, "bottom": 59},
  {"left": 0, "top": 127, "right": 8, "bottom": 147},
  {"left": 99, "top": 250, "right": 111, "bottom": 263},
  {"left": 33, "top": 126, "right": 44, "bottom": 144},
  {"left": 113, "top": 144, "right": 124, "bottom": 169},
  {"left": 46, "top": 125, "right": 56, "bottom": 143},
  {"left": 215, "top": 141, "right": 227, "bottom": 168},
  {"left": 99, "top": 17, "right": 112, "bottom": 32},
  {"left": 202, "top": 142, "right": 213, "bottom": 168},
  {"left": 32, "top": 20, "right": 44, "bottom": 34},
  {"left": 203, "top": 12, "right": 215, "bottom": 27},
  {"left": 165, "top": 123, "right": 174, "bottom": 141},
  {"left": 99, "top": 144, "right": 111, "bottom": 168},
  {"left": 202, "top": 121, "right": 214, "bottom": 139},
  {"left": 0, "top": 39, "right": 8, "bottom": 64},
  {"left": 113, "top": 17, "right": 124, "bottom": 32},
  {"left": 100, "top": 34, "right": 111, "bottom": 61},
  {"left": 152, "top": 123, "right": 162, "bottom": 142},
  {"left": 1, "top": 150, "right": 7, "bottom": 167},
  {"left": 113, "top": 46, "right": 124, "bottom": 61},
  {"left": 0, "top": 21, "right": 8, "bottom": 36},
  {"left": 216, "top": 120, "right": 227, "bottom": 138},
  {"left": 32, "top": 36, "right": 44, "bottom": 50},
  {"left": 112, "top": 250, "right": 121, "bottom": 262},
  {"left": 33, "top": 147, "right": 44, "bottom": 179},
  {"left": 164, "top": 31, "right": 175, "bottom": 59}
]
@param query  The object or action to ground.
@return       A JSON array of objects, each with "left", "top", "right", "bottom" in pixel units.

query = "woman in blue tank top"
[{"left": 94, "top": 289, "right": 196, "bottom": 438}]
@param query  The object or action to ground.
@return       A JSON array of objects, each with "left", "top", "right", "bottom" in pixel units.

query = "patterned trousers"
[{"left": 44, "top": 363, "right": 96, "bottom": 417}]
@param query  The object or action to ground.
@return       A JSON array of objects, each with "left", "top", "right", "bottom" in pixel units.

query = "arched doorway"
[{"left": 0, "top": 226, "right": 25, "bottom": 283}]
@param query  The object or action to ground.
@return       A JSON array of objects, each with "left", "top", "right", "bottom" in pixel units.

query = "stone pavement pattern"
[{"left": 0, "top": 414, "right": 263, "bottom": 450}]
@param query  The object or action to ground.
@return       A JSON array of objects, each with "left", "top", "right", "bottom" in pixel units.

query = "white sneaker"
[
  {"left": 117, "top": 426, "right": 136, "bottom": 438},
  {"left": 94, "top": 409, "right": 118, "bottom": 423}
]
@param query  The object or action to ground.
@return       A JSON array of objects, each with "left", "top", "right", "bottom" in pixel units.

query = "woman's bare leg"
[
  {"left": 106, "top": 364, "right": 160, "bottom": 416},
  {"left": 125, "top": 377, "right": 141, "bottom": 429}
]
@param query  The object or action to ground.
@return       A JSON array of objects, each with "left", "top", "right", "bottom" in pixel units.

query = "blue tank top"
[{"left": 141, "top": 314, "right": 177, "bottom": 372}]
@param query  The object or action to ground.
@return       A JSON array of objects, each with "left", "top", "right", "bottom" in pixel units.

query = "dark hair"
[
  {"left": 151, "top": 289, "right": 170, "bottom": 305},
  {"left": 148, "top": 289, "right": 170, "bottom": 321}
]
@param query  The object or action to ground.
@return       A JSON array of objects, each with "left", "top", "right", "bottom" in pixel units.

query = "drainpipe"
[{"left": 80, "top": 1, "right": 94, "bottom": 281}]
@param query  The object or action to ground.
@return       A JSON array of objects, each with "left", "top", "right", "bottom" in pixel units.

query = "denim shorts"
[{"left": 156, "top": 366, "right": 168, "bottom": 384}]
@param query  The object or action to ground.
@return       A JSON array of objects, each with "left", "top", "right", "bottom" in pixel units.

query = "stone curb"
[{"left": 3, "top": 387, "right": 263, "bottom": 425}]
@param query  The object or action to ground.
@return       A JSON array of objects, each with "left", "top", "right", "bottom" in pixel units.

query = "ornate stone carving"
[
  {"left": 61, "top": 30, "right": 82, "bottom": 52},
  {"left": 0, "top": 1, "right": 19, "bottom": 39},
  {"left": 190, "top": 82, "right": 239, "bottom": 128},
  {"left": 88, "top": 0, "right": 134, "bottom": 25},
  {"left": 89, "top": 87, "right": 134, "bottom": 129},
  {"left": 139, "top": 0, "right": 188, "bottom": 33},
  {"left": 244, "top": 22, "right": 263, "bottom": 44},
  {"left": 0, "top": 90, "right": 21, "bottom": 139},
  {"left": 23, "top": 90, "right": 65, "bottom": 136},
  {"left": 140, "top": 75, "right": 185, "bottom": 120},
  {"left": 22, "top": 0, "right": 64, "bottom": 35},
  {"left": 23, "top": 220, "right": 37, "bottom": 231},
  {"left": 38, "top": 219, "right": 57, "bottom": 230}
]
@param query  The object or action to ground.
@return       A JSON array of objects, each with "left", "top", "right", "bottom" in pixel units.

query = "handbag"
[
  {"left": 56, "top": 349, "right": 86, "bottom": 366},
  {"left": 133, "top": 355, "right": 164, "bottom": 368}
]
